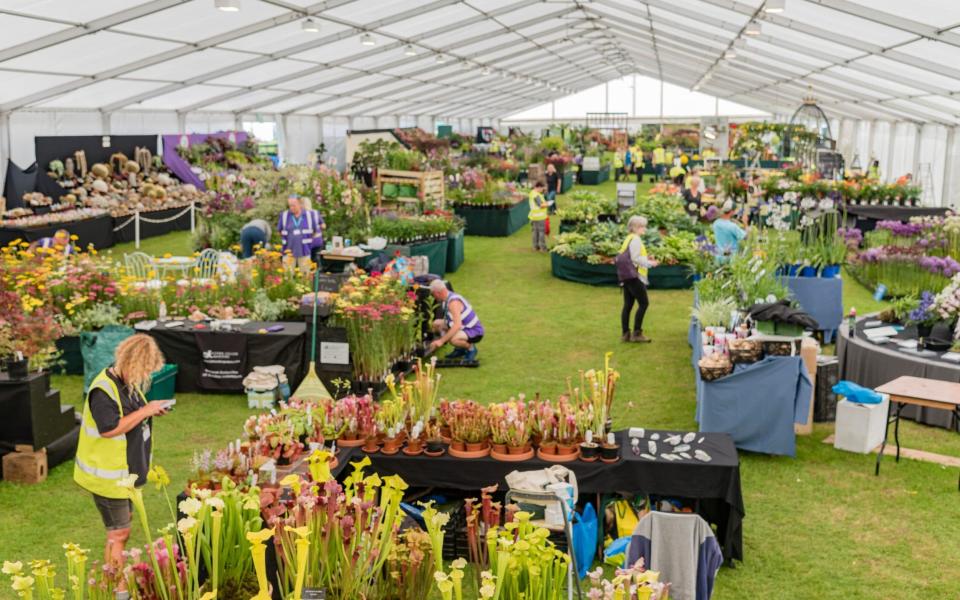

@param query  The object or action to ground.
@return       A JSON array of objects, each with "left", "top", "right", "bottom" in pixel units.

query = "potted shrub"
[
  {"left": 555, "top": 397, "right": 579, "bottom": 455},
  {"left": 447, "top": 400, "right": 490, "bottom": 452}
]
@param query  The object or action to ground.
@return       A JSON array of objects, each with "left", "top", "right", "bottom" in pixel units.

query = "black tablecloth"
[
  {"left": 0, "top": 214, "right": 114, "bottom": 249},
  {"left": 343, "top": 429, "right": 744, "bottom": 561},
  {"left": 146, "top": 321, "right": 306, "bottom": 393},
  {"left": 837, "top": 320, "right": 959, "bottom": 429},
  {"left": 112, "top": 204, "right": 195, "bottom": 243},
  {"left": 845, "top": 205, "right": 949, "bottom": 233}
]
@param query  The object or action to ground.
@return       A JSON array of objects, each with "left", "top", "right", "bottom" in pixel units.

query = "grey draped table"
[{"left": 836, "top": 320, "right": 959, "bottom": 429}]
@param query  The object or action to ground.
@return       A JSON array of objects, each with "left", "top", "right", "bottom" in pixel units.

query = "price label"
[
  {"left": 302, "top": 589, "right": 326, "bottom": 599},
  {"left": 320, "top": 341, "right": 349, "bottom": 365},
  {"left": 316, "top": 273, "right": 342, "bottom": 293}
]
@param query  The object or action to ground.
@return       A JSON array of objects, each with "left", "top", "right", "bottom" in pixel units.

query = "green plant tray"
[{"left": 145, "top": 363, "right": 178, "bottom": 401}]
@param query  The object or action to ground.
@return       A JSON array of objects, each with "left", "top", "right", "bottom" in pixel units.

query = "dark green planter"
[
  {"left": 579, "top": 165, "right": 611, "bottom": 185},
  {"left": 454, "top": 201, "right": 529, "bottom": 237},
  {"left": 561, "top": 170, "right": 574, "bottom": 193},
  {"left": 647, "top": 264, "right": 693, "bottom": 289},
  {"left": 394, "top": 238, "right": 447, "bottom": 275},
  {"left": 446, "top": 229, "right": 465, "bottom": 272},
  {"left": 54, "top": 335, "right": 84, "bottom": 375},
  {"left": 551, "top": 254, "right": 693, "bottom": 289}
]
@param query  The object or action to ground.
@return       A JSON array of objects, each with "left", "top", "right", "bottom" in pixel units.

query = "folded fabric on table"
[{"left": 747, "top": 299, "right": 820, "bottom": 329}]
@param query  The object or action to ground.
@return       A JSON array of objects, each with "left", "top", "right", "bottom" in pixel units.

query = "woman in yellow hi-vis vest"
[
  {"left": 74, "top": 334, "right": 168, "bottom": 572},
  {"left": 618, "top": 216, "right": 658, "bottom": 342},
  {"left": 528, "top": 180, "right": 549, "bottom": 251}
]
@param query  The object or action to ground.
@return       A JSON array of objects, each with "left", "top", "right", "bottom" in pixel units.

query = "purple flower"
[{"left": 908, "top": 291, "right": 937, "bottom": 324}]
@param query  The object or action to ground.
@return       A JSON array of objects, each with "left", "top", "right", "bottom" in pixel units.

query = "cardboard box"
[
  {"left": 2, "top": 446, "right": 48, "bottom": 484},
  {"left": 795, "top": 338, "right": 819, "bottom": 435}
]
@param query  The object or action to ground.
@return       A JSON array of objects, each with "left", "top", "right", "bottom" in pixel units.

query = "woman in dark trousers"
[{"left": 617, "top": 216, "right": 658, "bottom": 342}]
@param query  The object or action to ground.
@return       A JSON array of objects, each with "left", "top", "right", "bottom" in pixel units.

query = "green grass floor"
[{"left": 2, "top": 180, "right": 959, "bottom": 599}]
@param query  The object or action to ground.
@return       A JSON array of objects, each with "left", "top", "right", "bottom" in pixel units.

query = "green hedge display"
[{"left": 454, "top": 201, "right": 530, "bottom": 236}]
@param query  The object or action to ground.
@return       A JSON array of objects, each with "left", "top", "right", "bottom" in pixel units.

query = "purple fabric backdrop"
[{"left": 161, "top": 131, "right": 249, "bottom": 191}]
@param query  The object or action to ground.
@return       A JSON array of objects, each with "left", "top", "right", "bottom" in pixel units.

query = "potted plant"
[
  {"left": 579, "top": 430, "right": 599, "bottom": 462},
  {"left": 404, "top": 421, "right": 424, "bottom": 455},
  {"left": 600, "top": 431, "right": 620, "bottom": 462},
  {"left": 424, "top": 421, "right": 445, "bottom": 456},
  {"left": 501, "top": 399, "right": 531, "bottom": 454},
  {"left": 908, "top": 291, "right": 938, "bottom": 341},
  {"left": 555, "top": 397, "right": 579, "bottom": 455},
  {"left": 447, "top": 400, "right": 490, "bottom": 453},
  {"left": 533, "top": 399, "right": 557, "bottom": 455}
]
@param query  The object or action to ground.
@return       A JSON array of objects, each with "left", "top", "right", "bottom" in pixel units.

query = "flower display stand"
[
  {"left": 376, "top": 169, "right": 445, "bottom": 208},
  {"left": 455, "top": 201, "right": 529, "bottom": 237},
  {"left": 551, "top": 254, "right": 694, "bottom": 289},
  {"left": 579, "top": 165, "right": 611, "bottom": 185},
  {"left": 0, "top": 372, "right": 78, "bottom": 480},
  {"left": 446, "top": 229, "right": 465, "bottom": 272}
]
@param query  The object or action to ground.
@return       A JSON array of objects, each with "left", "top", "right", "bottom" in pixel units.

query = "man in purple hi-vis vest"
[
  {"left": 277, "top": 194, "right": 325, "bottom": 270},
  {"left": 428, "top": 279, "right": 484, "bottom": 362}
]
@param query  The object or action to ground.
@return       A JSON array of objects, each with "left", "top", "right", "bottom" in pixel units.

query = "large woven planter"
[{"left": 454, "top": 201, "right": 529, "bottom": 237}]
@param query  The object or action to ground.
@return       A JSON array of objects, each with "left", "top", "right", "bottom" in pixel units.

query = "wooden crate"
[
  {"left": 376, "top": 169, "right": 445, "bottom": 209},
  {"left": 2, "top": 445, "right": 48, "bottom": 484}
]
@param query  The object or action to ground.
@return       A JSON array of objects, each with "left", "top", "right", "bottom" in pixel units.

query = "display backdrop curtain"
[
  {"left": 2, "top": 160, "right": 37, "bottom": 207},
  {"left": 161, "top": 131, "right": 248, "bottom": 190},
  {"left": 33, "top": 135, "right": 158, "bottom": 201}
]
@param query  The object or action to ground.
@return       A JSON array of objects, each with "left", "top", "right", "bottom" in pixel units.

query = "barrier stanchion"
[
  {"left": 135, "top": 211, "right": 140, "bottom": 249},
  {"left": 190, "top": 202, "right": 195, "bottom": 233}
]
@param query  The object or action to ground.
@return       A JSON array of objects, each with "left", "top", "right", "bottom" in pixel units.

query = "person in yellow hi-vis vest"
[
  {"left": 528, "top": 180, "right": 549, "bottom": 251},
  {"left": 652, "top": 145, "right": 666, "bottom": 181},
  {"left": 614, "top": 151, "right": 625, "bottom": 181},
  {"left": 631, "top": 144, "right": 644, "bottom": 181},
  {"left": 74, "top": 334, "right": 169, "bottom": 573},
  {"left": 617, "top": 215, "right": 659, "bottom": 342}
]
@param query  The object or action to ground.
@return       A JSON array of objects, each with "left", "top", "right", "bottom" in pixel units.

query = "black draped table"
[
  {"left": 341, "top": 429, "right": 745, "bottom": 562},
  {"left": 146, "top": 321, "right": 306, "bottom": 393},
  {"left": 0, "top": 214, "right": 114, "bottom": 249},
  {"left": 837, "top": 319, "right": 959, "bottom": 429},
  {"left": 112, "top": 204, "right": 196, "bottom": 243}
]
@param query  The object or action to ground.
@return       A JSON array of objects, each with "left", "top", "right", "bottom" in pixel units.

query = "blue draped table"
[
  {"left": 690, "top": 320, "right": 812, "bottom": 457},
  {"left": 782, "top": 276, "right": 843, "bottom": 343}
]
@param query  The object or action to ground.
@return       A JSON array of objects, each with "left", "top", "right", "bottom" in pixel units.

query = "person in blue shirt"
[{"left": 712, "top": 200, "right": 748, "bottom": 260}]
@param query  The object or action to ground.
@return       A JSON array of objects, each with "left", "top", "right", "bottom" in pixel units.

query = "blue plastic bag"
[
  {"left": 603, "top": 535, "right": 631, "bottom": 567},
  {"left": 832, "top": 380, "right": 884, "bottom": 404},
  {"left": 571, "top": 503, "right": 598, "bottom": 579}
]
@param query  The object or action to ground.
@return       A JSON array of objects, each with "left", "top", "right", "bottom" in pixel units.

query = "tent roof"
[{"left": 1, "top": 0, "right": 959, "bottom": 123}]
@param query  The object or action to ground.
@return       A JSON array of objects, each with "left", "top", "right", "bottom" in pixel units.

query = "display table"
[
  {"left": 690, "top": 320, "right": 812, "bottom": 457},
  {"left": 782, "top": 276, "right": 843, "bottom": 342},
  {"left": 845, "top": 205, "right": 947, "bottom": 233},
  {"left": 837, "top": 319, "right": 959, "bottom": 430},
  {"left": 154, "top": 256, "right": 195, "bottom": 278},
  {"left": 343, "top": 429, "right": 744, "bottom": 562},
  {"left": 145, "top": 321, "right": 306, "bottom": 393},
  {"left": 0, "top": 213, "right": 114, "bottom": 249},
  {"left": 454, "top": 201, "right": 529, "bottom": 237}
]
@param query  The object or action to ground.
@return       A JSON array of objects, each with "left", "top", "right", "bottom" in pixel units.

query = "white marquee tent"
[{"left": 0, "top": 0, "right": 959, "bottom": 205}]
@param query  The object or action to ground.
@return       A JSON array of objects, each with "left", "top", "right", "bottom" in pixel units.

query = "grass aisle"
[{"left": 1, "top": 182, "right": 958, "bottom": 599}]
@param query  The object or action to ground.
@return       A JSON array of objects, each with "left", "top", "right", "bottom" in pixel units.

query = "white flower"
[
  {"left": 177, "top": 517, "right": 197, "bottom": 535},
  {"left": 178, "top": 497, "right": 203, "bottom": 517},
  {"left": 2, "top": 561, "right": 22, "bottom": 575},
  {"left": 205, "top": 497, "right": 225, "bottom": 511},
  {"left": 819, "top": 198, "right": 835, "bottom": 211},
  {"left": 194, "top": 488, "right": 212, "bottom": 500}
]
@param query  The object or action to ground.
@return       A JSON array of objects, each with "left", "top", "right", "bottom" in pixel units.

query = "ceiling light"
[
  {"left": 693, "top": 84, "right": 701, "bottom": 91},
  {"left": 301, "top": 18, "right": 320, "bottom": 32},
  {"left": 435, "top": 54, "right": 446, "bottom": 63},
  {"left": 765, "top": 0, "right": 785, "bottom": 13},
  {"left": 404, "top": 44, "right": 417, "bottom": 56},
  {"left": 724, "top": 49, "right": 737, "bottom": 59},
  {"left": 745, "top": 21, "right": 761, "bottom": 35},
  {"left": 361, "top": 33, "right": 375, "bottom": 46},
  {"left": 550, "top": 85, "right": 558, "bottom": 91},
  {"left": 215, "top": 0, "right": 240, "bottom": 11},
  {"left": 734, "top": 38, "right": 746, "bottom": 48}
]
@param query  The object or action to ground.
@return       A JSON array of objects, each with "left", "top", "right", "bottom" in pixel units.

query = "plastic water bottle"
[{"left": 158, "top": 300, "right": 167, "bottom": 322}]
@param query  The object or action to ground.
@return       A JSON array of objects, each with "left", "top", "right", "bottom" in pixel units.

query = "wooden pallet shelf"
[{"left": 376, "top": 169, "right": 445, "bottom": 209}]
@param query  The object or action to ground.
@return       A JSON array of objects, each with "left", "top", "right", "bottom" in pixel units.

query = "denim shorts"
[{"left": 93, "top": 494, "right": 133, "bottom": 531}]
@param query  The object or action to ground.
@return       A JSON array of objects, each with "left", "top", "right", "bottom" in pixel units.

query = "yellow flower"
[
  {"left": 246, "top": 528, "right": 275, "bottom": 545},
  {"left": 116, "top": 474, "right": 138, "bottom": 491},
  {"left": 147, "top": 465, "right": 170, "bottom": 490},
  {"left": 163, "top": 253, "right": 172, "bottom": 259},
  {"left": 11, "top": 575, "right": 34, "bottom": 591},
  {"left": 280, "top": 474, "right": 302, "bottom": 496},
  {"left": 288, "top": 525, "right": 311, "bottom": 539},
  {"left": 70, "top": 235, "right": 79, "bottom": 241}
]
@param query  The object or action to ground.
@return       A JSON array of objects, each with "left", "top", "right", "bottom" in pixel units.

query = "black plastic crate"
[{"left": 814, "top": 357, "right": 840, "bottom": 422}]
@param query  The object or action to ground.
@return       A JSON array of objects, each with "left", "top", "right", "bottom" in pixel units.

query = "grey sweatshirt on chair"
[{"left": 625, "top": 512, "right": 723, "bottom": 600}]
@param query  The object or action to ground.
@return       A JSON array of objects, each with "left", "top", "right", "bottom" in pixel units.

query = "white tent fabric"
[{"left": 0, "top": 0, "right": 958, "bottom": 203}]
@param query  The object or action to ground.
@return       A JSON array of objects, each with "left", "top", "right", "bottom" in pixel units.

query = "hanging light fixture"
[
  {"left": 765, "top": 0, "right": 785, "bottom": 13},
  {"left": 215, "top": 0, "right": 240, "bottom": 11},
  {"left": 360, "top": 33, "right": 376, "bottom": 46},
  {"left": 404, "top": 44, "right": 417, "bottom": 56},
  {"left": 724, "top": 49, "right": 737, "bottom": 59},
  {"left": 745, "top": 21, "right": 762, "bottom": 35},
  {"left": 301, "top": 18, "right": 320, "bottom": 32}
]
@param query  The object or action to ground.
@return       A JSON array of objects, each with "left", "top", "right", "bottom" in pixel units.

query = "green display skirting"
[
  {"left": 580, "top": 166, "right": 611, "bottom": 185},
  {"left": 561, "top": 171, "right": 574, "bottom": 193},
  {"left": 455, "top": 202, "right": 529, "bottom": 236},
  {"left": 409, "top": 238, "right": 449, "bottom": 275},
  {"left": 446, "top": 229, "right": 465, "bottom": 272},
  {"left": 550, "top": 254, "right": 693, "bottom": 289}
]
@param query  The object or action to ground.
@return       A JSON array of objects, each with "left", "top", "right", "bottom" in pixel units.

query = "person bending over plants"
[{"left": 428, "top": 279, "right": 484, "bottom": 361}]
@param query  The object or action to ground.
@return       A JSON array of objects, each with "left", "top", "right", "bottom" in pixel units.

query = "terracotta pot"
[
  {"left": 383, "top": 438, "right": 401, "bottom": 452},
  {"left": 465, "top": 441, "right": 486, "bottom": 452},
  {"left": 557, "top": 443, "right": 578, "bottom": 455},
  {"left": 492, "top": 443, "right": 508, "bottom": 454},
  {"left": 539, "top": 441, "right": 558, "bottom": 455},
  {"left": 507, "top": 444, "right": 528, "bottom": 455},
  {"left": 406, "top": 438, "right": 423, "bottom": 452},
  {"left": 451, "top": 440, "right": 466, "bottom": 451},
  {"left": 341, "top": 432, "right": 358, "bottom": 441},
  {"left": 362, "top": 438, "right": 380, "bottom": 453}
]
